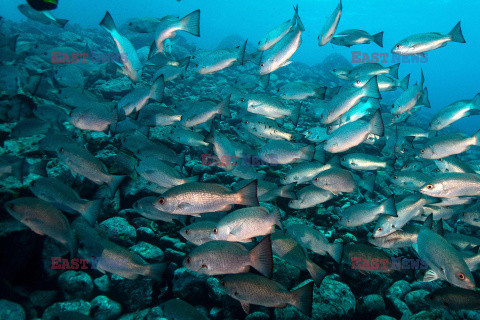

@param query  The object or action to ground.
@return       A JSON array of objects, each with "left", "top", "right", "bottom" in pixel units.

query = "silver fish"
[
  {"left": 318, "top": 0, "right": 342, "bottom": 46},
  {"left": 154, "top": 180, "right": 259, "bottom": 216},
  {"left": 392, "top": 22, "right": 466, "bottom": 56},
  {"left": 331, "top": 29, "right": 383, "bottom": 47},
  {"left": 429, "top": 93, "right": 480, "bottom": 131}
]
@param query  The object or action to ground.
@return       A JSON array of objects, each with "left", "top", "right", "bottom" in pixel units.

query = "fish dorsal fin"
[
  {"left": 423, "top": 213, "right": 434, "bottom": 229},
  {"left": 433, "top": 219, "right": 444, "bottom": 236}
]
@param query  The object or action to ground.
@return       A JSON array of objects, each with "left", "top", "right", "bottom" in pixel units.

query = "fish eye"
[
  {"left": 426, "top": 184, "right": 433, "bottom": 190},
  {"left": 421, "top": 149, "right": 425, "bottom": 154},
  {"left": 213, "top": 228, "right": 218, "bottom": 234},
  {"left": 332, "top": 69, "right": 336, "bottom": 72},
  {"left": 184, "top": 229, "right": 189, "bottom": 234},
  {"left": 306, "top": 131, "right": 311, "bottom": 135},
  {"left": 221, "top": 281, "right": 226, "bottom": 287},
  {"left": 342, "top": 158, "right": 346, "bottom": 161},
  {"left": 404, "top": 164, "right": 409, "bottom": 168},
  {"left": 393, "top": 175, "right": 398, "bottom": 179},
  {"left": 260, "top": 63, "right": 264, "bottom": 67},
  {"left": 377, "top": 227, "right": 383, "bottom": 232},
  {"left": 457, "top": 273, "right": 466, "bottom": 280},
  {"left": 258, "top": 40, "right": 261, "bottom": 45},
  {"left": 438, "top": 158, "right": 443, "bottom": 162},
  {"left": 283, "top": 176, "right": 287, "bottom": 180},
  {"left": 240, "top": 98, "right": 245, "bottom": 102},
  {"left": 185, "top": 257, "right": 191, "bottom": 264},
  {"left": 401, "top": 148, "right": 407, "bottom": 153},
  {"left": 395, "top": 44, "right": 400, "bottom": 49},
  {"left": 158, "top": 198, "right": 165, "bottom": 205},
  {"left": 355, "top": 80, "right": 360, "bottom": 84},
  {"left": 202, "top": 264, "right": 208, "bottom": 269},
  {"left": 234, "top": 291, "right": 239, "bottom": 296},
  {"left": 320, "top": 114, "right": 323, "bottom": 119},
  {"left": 244, "top": 120, "right": 248, "bottom": 124},
  {"left": 58, "top": 147, "right": 64, "bottom": 153},
  {"left": 314, "top": 177, "right": 318, "bottom": 182}
]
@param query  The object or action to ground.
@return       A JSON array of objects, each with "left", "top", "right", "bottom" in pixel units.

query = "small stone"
[
  {"left": 386, "top": 280, "right": 411, "bottom": 300},
  {"left": 94, "top": 275, "right": 110, "bottom": 293},
  {"left": 404, "top": 290, "right": 430, "bottom": 314},
  {"left": 0, "top": 300, "right": 26, "bottom": 320},
  {"left": 29, "top": 290, "right": 58, "bottom": 308},
  {"left": 42, "top": 300, "right": 91, "bottom": 320},
  {"left": 361, "top": 294, "right": 385, "bottom": 315},
  {"left": 109, "top": 275, "right": 154, "bottom": 312},
  {"left": 172, "top": 268, "right": 209, "bottom": 304},
  {"left": 98, "top": 217, "right": 137, "bottom": 246},
  {"left": 245, "top": 311, "right": 270, "bottom": 320},
  {"left": 58, "top": 271, "right": 93, "bottom": 300},
  {"left": 129, "top": 242, "right": 164, "bottom": 261},
  {"left": 90, "top": 295, "right": 122, "bottom": 320}
]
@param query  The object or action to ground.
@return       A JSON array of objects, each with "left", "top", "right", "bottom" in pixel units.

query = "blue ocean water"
[
  {"left": 2, "top": 0, "right": 479, "bottom": 131},
  {"left": 2, "top": 1, "right": 480, "bottom": 319}
]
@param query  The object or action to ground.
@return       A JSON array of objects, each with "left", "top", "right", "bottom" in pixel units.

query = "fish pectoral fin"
[
  {"left": 280, "top": 60, "right": 293, "bottom": 68},
  {"left": 414, "top": 53, "right": 425, "bottom": 58},
  {"left": 177, "top": 202, "right": 192, "bottom": 209},
  {"left": 240, "top": 301, "right": 250, "bottom": 314},
  {"left": 423, "top": 269, "right": 439, "bottom": 282}
]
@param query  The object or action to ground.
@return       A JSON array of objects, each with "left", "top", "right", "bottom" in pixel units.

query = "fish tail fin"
[
  {"left": 81, "top": 199, "right": 103, "bottom": 225},
  {"left": 238, "top": 39, "right": 248, "bottom": 65},
  {"left": 259, "top": 73, "right": 270, "bottom": 89},
  {"left": 305, "top": 259, "right": 326, "bottom": 285},
  {"left": 381, "top": 196, "right": 397, "bottom": 217},
  {"left": 273, "top": 207, "right": 283, "bottom": 230},
  {"left": 184, "top": 175, "right": 200, "bottom": 183},
  {"left": 399, "top": 74, "right": 410, "bottom": 91},
  {"left": 27, "top": 159, "right": 49, "bottom": 177},
  {"left": 279, "top": 183, "right": 296, "bottom": 199},
  {"left": 109, "top": 107, "right": 118, "bottom": 135},
  {"left": 363, "top": 76, "right": 382, "bottom": 99},
  {"left": 299, "top": 144, "right": 315, "bottom": 162},
  {"left": 362, "top": 172, "right": 377, "bottom": 193},
  {"left": 327, "top": 242, "right": 343, "bottom": 263},
  {"left": 147, "top": 41, "right": 158, "bottom": 60},
  {"left": 473, "top": 129, "right": 480, "bottom": 146},
  {"left": 146, "top": 262, "right": 167, "bottom": 281},
  {"left": 420, "top": 87, "right": 431, "bottom": 108},
  {"left": 180, "top": 9, "right": 201, "bottom": 37},
  {"left": 290, "top": 280, "right": 314, "bottom": 316},
  {"left": 372, "top": 31, "right": 384, "bottom": 47},
  {"left": 295, "top": 12, "right": 305, "bottom": 32},
  {"left": 291, "top": 4, "right": 299, "bottom": 26},
  {"left": 150, "top": 74, "right": 165, "bottom": 102},
  {"left": 471, "top": 93, "right": 480, "bottom": 110},
  {"left": 236, "top": 179, "right": 259, "bottom": 207},
  {"left": 8, "top": 34, "right": 19, "bottom": 52},
  {"left": 11, "top": 160, "right": 24, "bottom": 182},
  {"left": 314, "top": 86, "right": 327, "bottom": 100},
  {"left": 369, "top": 109, "right": 384, "bottom": 137},
  {"left": 179, "top": 56, "right": 191, "bottom": 71},
  {"left": 56, "top": 19, "right": 69, "bottom": 28},
  {"left": 217, "top": 94, "right": 231, "bottom": 117},
  {"left": 107, "top": 175, "right": 126, "bottom": 197},
  {"left": 291, "top": 103, "right": 301, "bottom": 126},
  {"left": 99, "top": 11, "right": 117, "bottom": 34},
  {"left": 388, "top": 63, "right": 400, "bottom": 79},
  {"left": 448, "top": 21, "right": 466, "bottom": 43},
  {"left": 249, "top": 235, "right": 273, "bottom": 278}
]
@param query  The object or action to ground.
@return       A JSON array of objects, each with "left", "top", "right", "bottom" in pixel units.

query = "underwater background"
[{"left": 1, "top": 0, "right": 480, "bottom": 320}]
